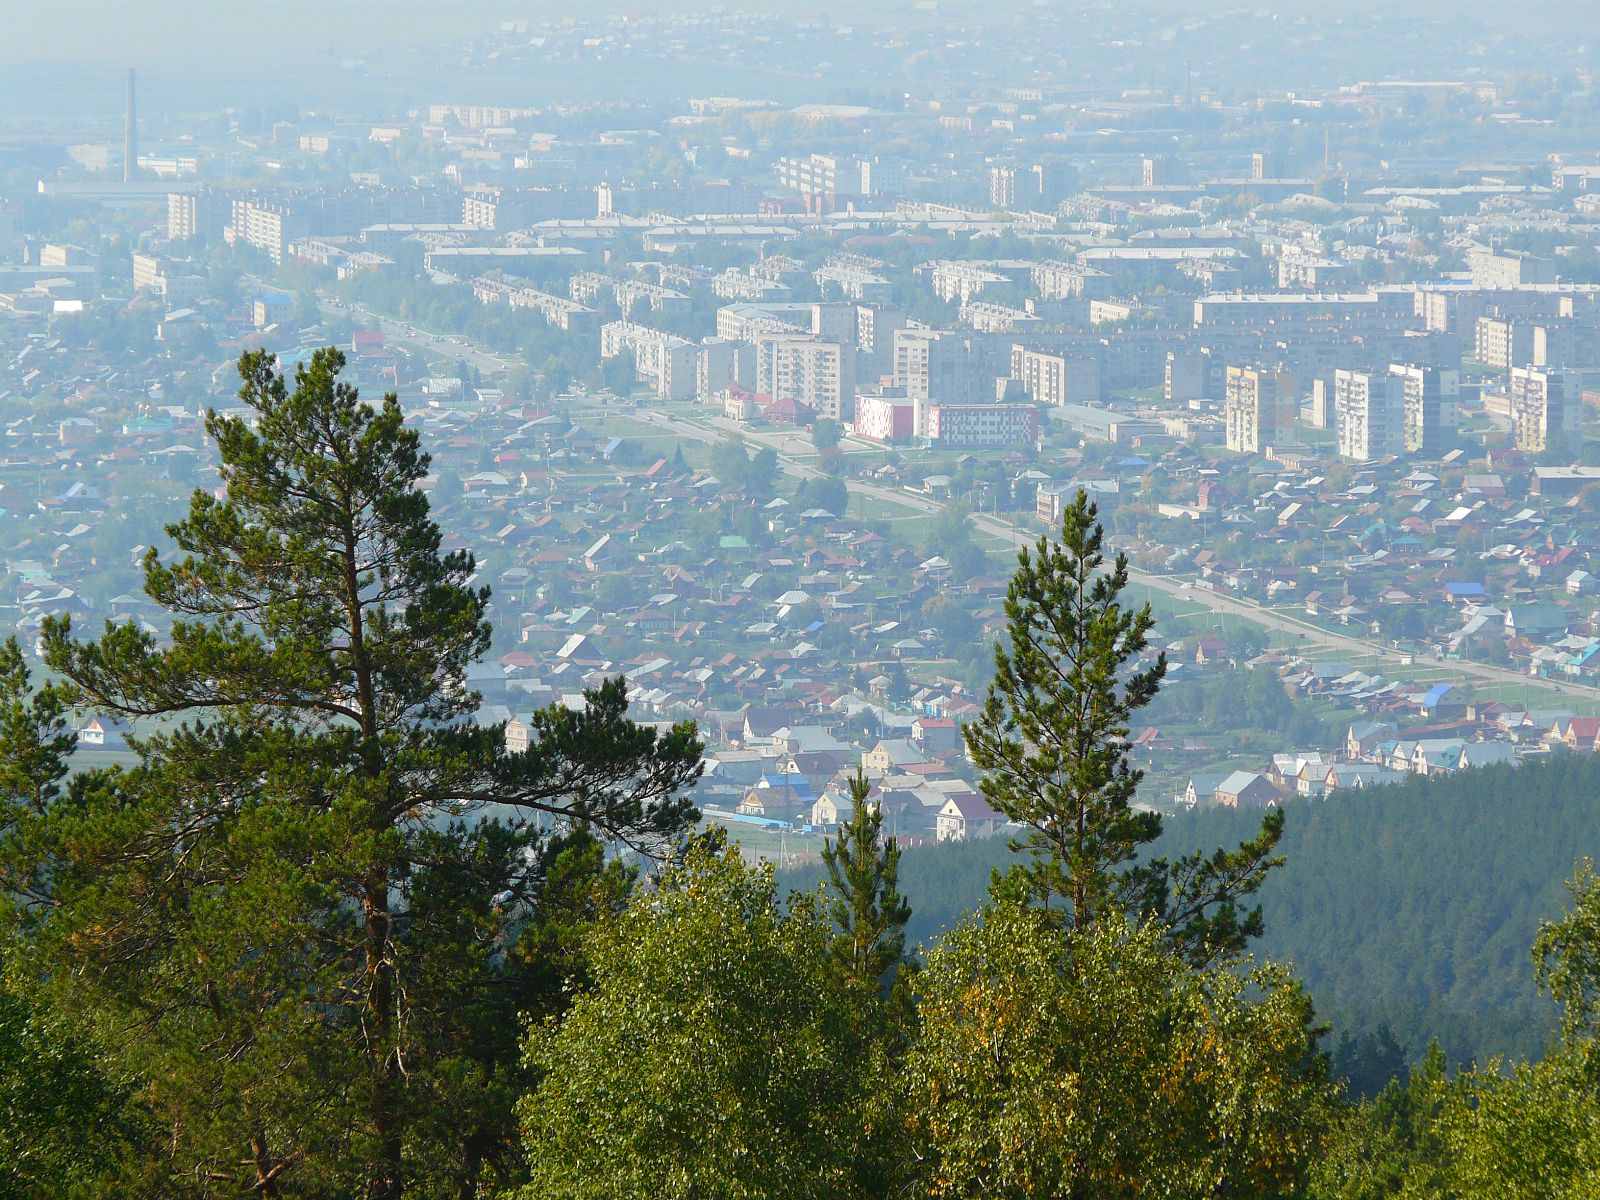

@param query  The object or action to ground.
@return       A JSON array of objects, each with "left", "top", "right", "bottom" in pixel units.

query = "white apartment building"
[
  {"left": 754, "top": 334, "right": 854, "bottom": 420},
  {"left": 1224, "top": 366, "right": 1295, "bottom": 455},
  {"left": 1511, "top": 366, "right": 1580, "bottom": 453},
  {"left": 1011, "top": 346, "right": 1100, "bottom": 406},
  {"left": 1334, "top": 370, "right": 1405, "bottom": 461},
  {"left": 1390, "top": 363, "right": 1459, "bottom": 455},
  {"left": 600, "top": 321, "right": 696, "bottom": 401},
  {"left": 228, "top": 198, "right": 304, "bottom": 265}
]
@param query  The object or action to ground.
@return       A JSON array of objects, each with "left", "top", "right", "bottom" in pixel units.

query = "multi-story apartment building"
[
  {"left": 989, "top": 166, "right": 1017, "bottom": 209},
  {"left": 774, "top": 153, "right": 847, "bottom": 196},
  {"left": 894, "top": 329, "right": 1000, "bottom": 403},
  {"left": 716, "top": 302, "right": 810, "bottom": 343},
  {"left": 857, "top": 157, "right": 906, "bottom": 197},
  {"left": 1334, "top": 370, "right": 1405, "bottom": 461},
  {"left": 1469, "top": 250, "right": 1558, "bottom": 288},
  {"left": 500, "top": 285, "right": 599, "bottom": 334},
  {"left": 1511, "top": 366, "right": 1580, "bottom": 452},
  {"left": 754, "top": 333, "right": 854, "bottom": 420},
  {"left": 228, "top": 198, "right": 306, "bottom": 264},
  {"left": 1031, "top": 261, "right": 1111, "bottom": 301},
  {"left": 1277, "top": 248, "right": 1350, "bottom": 290},
  {"left": 1011, "top": 346, "right": 1101, "bottom": 406},
  {"left": 428, "top": 104, "right": 537, "bottom": 129},
  {"left": 813, "top": 258, "right": 895, "bottom": 303},
  {"left": 600, "top": 321, "right": 696, "bottom": 401},
  {"left": 1224, "top": 366, "right": 1295, "bottom": 454},
  {"left": 1389, "top": 363, "right": 1459, "bottom": 455},
  {"left": 924, "top": 402, "right": 1038, "bottom": 449},
  {"left": 695, "top": 338, "right": 751, "bottom": 401},
  {"left": 855, "top": 304, "right": 907, "bottom": 384},
  {"left": 1165, "top": 351, "right": 1213, "bottom": 405},
  {"left": 1475, "top": 315, "right": 1535, "bottom": 370},
  {"left": 167, "top": 189, "right": 222, "bottom": 242}
]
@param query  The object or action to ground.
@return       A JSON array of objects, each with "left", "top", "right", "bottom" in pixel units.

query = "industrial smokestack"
[{"left": 124, "top": 68, "right": 137, "bottom": 183}]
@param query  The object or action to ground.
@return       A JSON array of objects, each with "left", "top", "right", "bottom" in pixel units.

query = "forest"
[
  {"left": 799, "top": 754, "right": 1600, "bottom": 1081},
  {"left": 3, "top": 349, "right": 1599, "bottom": 1199}
]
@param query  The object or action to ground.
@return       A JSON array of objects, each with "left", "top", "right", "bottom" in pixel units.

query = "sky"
[{"left": 0, "top": 0, "right": 1592, "bottom": 125}]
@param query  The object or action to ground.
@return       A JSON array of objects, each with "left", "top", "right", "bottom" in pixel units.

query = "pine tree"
[
  {"left": 964, "top": 489, "right": 1167, "bottom": 923},
  {"left": 30, "top": 349, "right": 704, "bottom": 1199},
  {"left": 820, "top": 769, "right": 911, "bottom": 993},
  {"left": 0, "top": 636, "right": 73, "bottom": 832},
  {"left": 965, "top": 489, "right": 1283, "bottom": 964}
]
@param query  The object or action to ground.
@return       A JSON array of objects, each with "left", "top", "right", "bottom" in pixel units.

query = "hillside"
[{"left": 786, "top": 754, "right": 1600, "bottom": 1069}]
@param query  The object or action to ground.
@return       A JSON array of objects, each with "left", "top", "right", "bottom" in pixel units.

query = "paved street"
[{"left": 636, "top": 405, "right": 1600, "bottom": 703}]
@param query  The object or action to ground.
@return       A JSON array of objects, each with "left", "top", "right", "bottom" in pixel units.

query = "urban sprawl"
[{"left": 9, "top": 6, "right": 1600, "bottom": 859}]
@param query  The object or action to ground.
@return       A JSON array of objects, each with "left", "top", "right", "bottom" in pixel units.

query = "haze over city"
[{"left": 5, "top": 3, "right": 1600, "bottom": 1197}]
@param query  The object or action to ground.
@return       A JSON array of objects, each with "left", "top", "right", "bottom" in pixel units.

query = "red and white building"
[{"left": 855, "top": 391, "right": 918, "bottom": 443}]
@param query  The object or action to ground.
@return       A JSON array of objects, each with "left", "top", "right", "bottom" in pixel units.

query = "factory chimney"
[{"left": 124, "top": 68, "right": 137, "bottom": 183}]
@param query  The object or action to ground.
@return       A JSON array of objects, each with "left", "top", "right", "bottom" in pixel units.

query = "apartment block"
[
  {"left": 754, "top": 333, "right": 854, "bottom": 420},
  {"left": 1475, "top": 315, "right": 1534, "bottom": 370},
  {"left": 600, "top": 321, "right": 697, "bottom": 401},
  {"left": 1334, "top": 370, "right": 1405, "bottom": 461},
  {"left": 989, "top": 165, "right": 1017, "bottom": 209},
  {"left": 1510, "top": 366, "right": 1580, "bottom": 453},
  {"left": 1390, "top": 363, "right": 1459, "bottom": 455},
  {"left": 167, "top": 189, "right": 223, "bottom": 242},
  {"left": 1011, "top": 345, "right": 1101, "bottom": 406},
  {"left": 1224, "top": 366, "right": 1295, "bottom": 454}
]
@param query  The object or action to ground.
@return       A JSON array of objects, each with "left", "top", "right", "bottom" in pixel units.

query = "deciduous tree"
[
  {"left": 515, "top": 834, "right": 895, "bottom": 1200},
  {"left": 905, "top": 900, "right": 1331, "bottom": 1200}
]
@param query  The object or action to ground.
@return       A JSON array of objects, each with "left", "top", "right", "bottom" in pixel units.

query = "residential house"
[
  {"left": 935, "top": 794, "right": 1005, "bottom": 842},
  {"left": 911, "top": 716, "right": 962, "bottom": 755},
  {"left": 1322, "top": 763, "right": 1407, "bottom": 791},
  {"left": 1346, "top": 720, "right": 1398, "bottom": 760},
  {"left": 862, "top": 738, "right": 924, "bottom": 774},
  {"left": 1214, "top": 771, "right": 1280, "bottom": 809},
  {"left": 1180, "top": 773, "right": 1230, "bottom": 807},
  {"left": 1545, "top": 717, "right": 1600, "bottom": 753}
]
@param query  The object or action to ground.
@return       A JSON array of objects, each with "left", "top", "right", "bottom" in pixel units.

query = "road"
[
  {"left": 249, "top": 276, "right": 520, "bottom": 375},
  {"left": 278, "top": 289, "right": 1598, "bottom": 706},
  {"left": 331, "top": 300, "right": 518, "bottom": 375},
  {"left": 635, "top": 405, "right": 1600, "bottom": 703}
]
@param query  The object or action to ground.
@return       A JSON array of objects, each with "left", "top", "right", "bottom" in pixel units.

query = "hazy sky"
[{"left": 0, "top": 0, "right": 1593, "bottom": 126}]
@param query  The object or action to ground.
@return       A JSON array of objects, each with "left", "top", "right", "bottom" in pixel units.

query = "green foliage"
[
  {"left": 963, "top": 490, "right": 1167, "bottom": 919},
  {"left": 1316, "top": 864, "right": 1600, "bottom": 1200},
  {"left": 820, "top": 769, "right": 911, "bottom": 995},
  {"left": 709, "top": 434, "right": 778, "bottom": 500},
  {"left": 906, "top": 900, "right": 1332, "bottom": 1199},
  {"left": 794, "top": 473, "right": 849, "bottom": 516},
  {"left": 1310, "top": 1043, "right": 1452, "bottom": 1200},
  {"left": 812, "top": 417, "right": 842, "bottom": 451},
  {"left": 0, "top": 642, "right": 145, "bottom": 1199},
  {"left": 964, "top": 491, "right": 1283, "bottom": 965},
  {"left": 1534, "top": 860, "right": 1600, "bottom": 1040},
  {"left": 835, "top": 756, "right": 1600, "bottom": 1073},
  {"left": 16, "top": 349, "right": 703, "bottom": 1199},
  {"left": 0, "top": 638, "right": 73, "bottom": 831},
  {"left": 514, "top": 834, "right": 898, "bottom": 1200},
  {"left": 0, "top": 966, "right": 144, "bottom": 1200}
]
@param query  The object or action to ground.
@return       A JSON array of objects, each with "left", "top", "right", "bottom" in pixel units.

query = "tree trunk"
[{"left": 365, "top": 881, "right": 403, "bottom": 1200}]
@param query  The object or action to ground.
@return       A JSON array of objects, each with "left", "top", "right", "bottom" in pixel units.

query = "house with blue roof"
[{"left": 1419, "top": 683, "right": 1466, "bottom": 721}]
